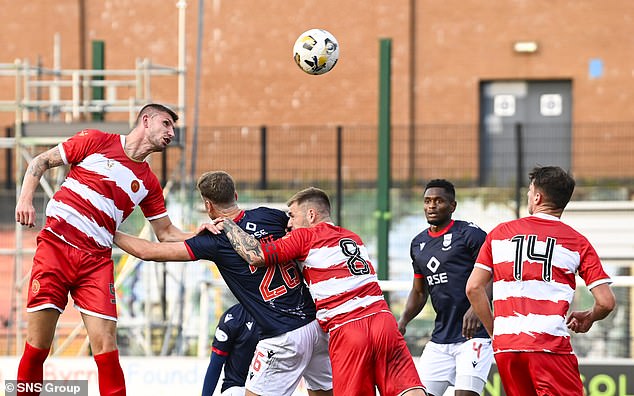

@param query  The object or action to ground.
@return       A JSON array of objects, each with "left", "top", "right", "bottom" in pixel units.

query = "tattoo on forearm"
[
  {"left": 223, "top": 219, "right": 265, "bottom": 265},
  {"left": 28, "top": 150, "right": 63, "bottom": 179},
  {"left": 28, "top": 158, "right": 48, "bottom": 178}
]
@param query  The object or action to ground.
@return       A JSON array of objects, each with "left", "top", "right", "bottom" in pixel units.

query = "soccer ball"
[{"left": 293, "top": 29, "right": 339, "bottom": 75}]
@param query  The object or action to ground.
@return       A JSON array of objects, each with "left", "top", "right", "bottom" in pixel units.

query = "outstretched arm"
[
  {"left": 16, "top": 146, "right": 65, "bottom": 227},
  {"left": 221, "top": 219, "right": 266, "bottom": 267},
  {"left": 114, "top": 231, "right": 192, "bottom": 262},
  {"left": 149, "top": 216, "right": 195, "bottom": 242}
]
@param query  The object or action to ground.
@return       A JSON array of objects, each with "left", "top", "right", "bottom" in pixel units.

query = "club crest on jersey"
[
  {"left": 31, "top": 279, "right": 40, "bottom": 295},
  {"left": 442, "top": 233, "right": 453, "bottom": 251},
  {"left": 131, "top": 180, "right": 140, "bottom": 193}
]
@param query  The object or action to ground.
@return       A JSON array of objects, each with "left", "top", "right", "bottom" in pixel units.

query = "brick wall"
[{"left": 1, "top": 0, "right": 633, "bottom": 183}]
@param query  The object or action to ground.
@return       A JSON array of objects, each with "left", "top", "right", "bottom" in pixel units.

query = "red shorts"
[
  {"left": 328, "top": 311, "right": 425, "bottom": 396},
  {"left": 495, "top": 351, "right": 583, "bottom": 396},
  {"left": 27, "top": 232, "right": 117, "bottom": 320}
]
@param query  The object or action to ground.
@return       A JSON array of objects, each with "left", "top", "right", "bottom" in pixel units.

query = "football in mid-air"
[{"left": 293, "top": 29, "right": 339, "bottom": 75}]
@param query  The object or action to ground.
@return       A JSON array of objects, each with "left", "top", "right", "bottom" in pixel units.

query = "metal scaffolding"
[{"left": 0, "top": 6, "right": 187, "bottom": 355}]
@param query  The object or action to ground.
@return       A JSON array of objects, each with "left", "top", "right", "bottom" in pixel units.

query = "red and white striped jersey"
[
  {"left": 43, "top": 129, "right": 167, "bottom": 257},
  {"left": 262, "top": 222, "right": 391, "bottom": 331},
  {"left": 475, "top": 213, "right": 612, "bottom": 354}
]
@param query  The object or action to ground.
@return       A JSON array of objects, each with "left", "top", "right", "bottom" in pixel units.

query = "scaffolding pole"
[{"left": 1, "top": 41, "right": 185, "bottom": 356}]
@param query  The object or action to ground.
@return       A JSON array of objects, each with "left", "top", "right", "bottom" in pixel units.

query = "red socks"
[
  {"left": 94, "top": 349, "right": 126, "bottom": 396},
  {"left": 17, "top": 343, "right": 125, "bottom": 396},
  {"left": 17, "top": 342, "right": 49, "bottom": 396}
]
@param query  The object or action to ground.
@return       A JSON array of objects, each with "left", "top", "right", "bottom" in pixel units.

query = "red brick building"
[{"left": 0, "top": 0, "right": 633, "bottom": 184}]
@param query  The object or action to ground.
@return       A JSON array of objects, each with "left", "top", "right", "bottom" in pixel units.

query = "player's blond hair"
[{"left": 287, "top": 187, "right": 331, "bottom": 217}]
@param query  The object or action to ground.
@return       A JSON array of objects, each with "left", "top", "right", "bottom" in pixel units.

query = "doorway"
[{"left": 479, "top": 80, "right": 572, "bottom": 187}]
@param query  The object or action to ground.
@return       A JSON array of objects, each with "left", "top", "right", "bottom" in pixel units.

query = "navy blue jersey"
[
  {"left": 212, "top": 304, "right": 259, "bottom": 392},
  {"left": 186, "top": 207, "right": 316, "bottom": 339},
  {"left": 410, "top": 220, "right": 489, "bottom": 343}
]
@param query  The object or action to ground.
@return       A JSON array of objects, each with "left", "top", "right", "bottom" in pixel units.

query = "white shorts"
[
  {"left": 221, "top": 386, "right": 245, "bottom": 396},
  {"left": 418, "top": 338, "right": 493, "bottom": 396},
  {"left": 246, "top": 320, "right": 332, "bottom": 396}
]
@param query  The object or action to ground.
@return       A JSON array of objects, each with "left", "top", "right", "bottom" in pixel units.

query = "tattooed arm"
[
  {"left": 16, "top": 146, "right": 65, "bottom": 227},
  {"left": 222, "top": 219, "right": 267, "bottom": 267}
]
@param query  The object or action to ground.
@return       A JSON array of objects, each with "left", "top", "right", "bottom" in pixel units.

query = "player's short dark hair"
[
  {"left": 136, "top": 103, "right": 178, "bottom": 124},
  {"left": 197, "top": 171, "right": 236, "bottom": 206},
  {"left": 528, "top": 166, "right": 575, "bottom": 210},
  {"left": 424, "top": 179, "right": 455, "bottom": 201},
  {"left": 287, "top": 187, "right": 331, "bottom": 216}
]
